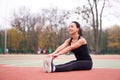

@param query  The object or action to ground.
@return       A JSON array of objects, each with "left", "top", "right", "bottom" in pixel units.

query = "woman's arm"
[
  {"left": 51, "top": 39, "right": 70, "bottom": 55},
  {"left": 55, "top": 38, "right": 86, "bottom": 56}
]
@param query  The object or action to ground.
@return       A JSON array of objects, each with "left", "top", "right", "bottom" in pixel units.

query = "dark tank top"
[{"left": 69, "top": 36, "right": 92, "bottom": 61}]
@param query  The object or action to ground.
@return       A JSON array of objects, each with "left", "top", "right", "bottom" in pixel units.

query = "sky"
[{"left": 0, "top": 0, "right": 120, "bottom": 30}]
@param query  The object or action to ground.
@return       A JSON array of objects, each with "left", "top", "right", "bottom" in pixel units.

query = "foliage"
[
  {"left": 7, "top": 28, "right": 24, "bottom": 50},
  {"left": 107, "top": 25, "right": 120, "bottom": 49},
  {"left": 8, "top": 7, "right": 69, "bottom": 53},
  {"left": 0, "top": 5, "right": 120, "bottom": 54}
]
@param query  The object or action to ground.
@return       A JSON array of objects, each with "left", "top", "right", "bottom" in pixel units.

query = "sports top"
[{"left": 69, "top": 36, "right": 92, "bottom": 61}]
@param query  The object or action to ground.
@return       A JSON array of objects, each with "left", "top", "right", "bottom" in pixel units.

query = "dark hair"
[{"left": 72, "top": 21, "right": 82, "bottom": 36}]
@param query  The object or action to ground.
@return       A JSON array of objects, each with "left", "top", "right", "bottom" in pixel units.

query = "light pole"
[
  {"left": 4, "top": 27, "right": 7, "bottom": 53},
  {"left": 4, "top": 0, "right": 8, "bottom": 54}
]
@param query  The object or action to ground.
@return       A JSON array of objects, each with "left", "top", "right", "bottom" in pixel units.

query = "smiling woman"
[{"left": 43, "top": 21, "right": 93, "bottom": 73}]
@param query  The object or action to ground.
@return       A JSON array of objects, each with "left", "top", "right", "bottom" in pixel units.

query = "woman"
[{"left": 43, "top": 21, "right": 93, "bottom": 73}]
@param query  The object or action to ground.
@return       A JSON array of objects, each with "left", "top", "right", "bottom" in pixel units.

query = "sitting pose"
[{"left": 43, "top": 21, "right": 93, "bottom": 73}]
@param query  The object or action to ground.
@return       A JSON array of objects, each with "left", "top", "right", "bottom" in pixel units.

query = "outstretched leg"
[{"left": 55, "top": 60, "right": 92, "bottom": 72}]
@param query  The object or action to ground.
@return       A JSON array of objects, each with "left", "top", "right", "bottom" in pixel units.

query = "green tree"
[
  {"left": 107, "top": 25, "right": 120, "bottom": 49},
  {"left": 10, "top": 7, "right": 69, "bottom": 53},
  {"left": 0, "top": 30, "right": 4, "bottom": 52},
  {"left": 7, "top": 28, "right": 24, "bottom": 50}
]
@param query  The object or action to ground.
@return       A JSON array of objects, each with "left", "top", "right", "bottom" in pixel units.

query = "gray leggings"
[{"left": 55, "top": 60, "right": 93, "bottom": 72}]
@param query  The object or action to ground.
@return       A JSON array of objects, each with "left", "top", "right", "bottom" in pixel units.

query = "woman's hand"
[
  {"left": 47, "top": 53, "right": 59, "bottom": 59},
  {"left": 52, "top": 54, "right": 59, "bottom": 59}
]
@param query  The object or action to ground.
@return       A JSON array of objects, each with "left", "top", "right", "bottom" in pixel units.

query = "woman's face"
[{"left": 68, "top": 23, "right": 79, "bottom": 35}]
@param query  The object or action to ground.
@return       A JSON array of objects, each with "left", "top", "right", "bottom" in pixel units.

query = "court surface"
[{"left": 0, "top": 54, "right": 120, "bottom": 80}]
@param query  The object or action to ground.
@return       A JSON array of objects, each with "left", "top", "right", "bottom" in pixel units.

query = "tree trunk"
[{"left": 87, "top": 0, "right": 106, "bottom": 54}]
